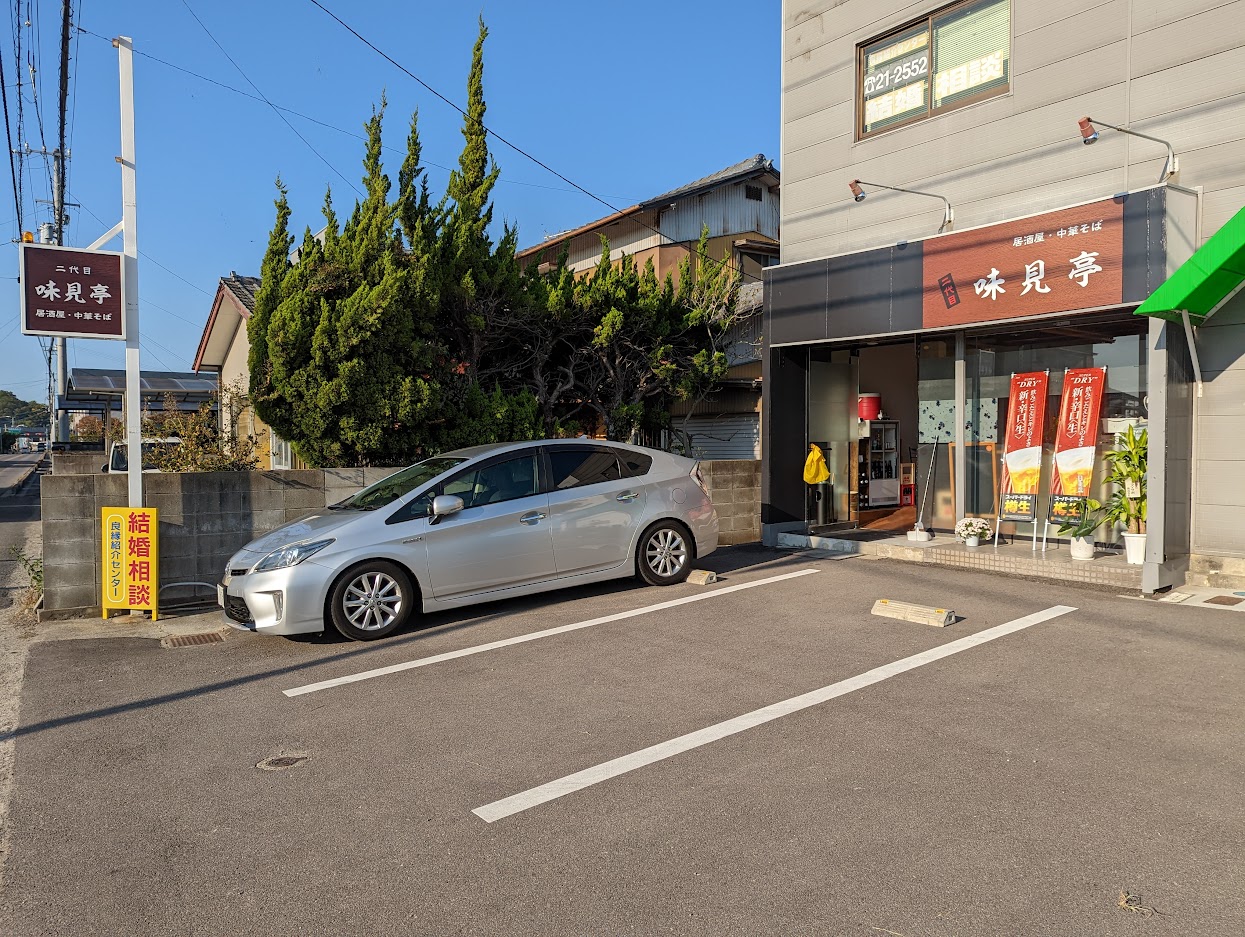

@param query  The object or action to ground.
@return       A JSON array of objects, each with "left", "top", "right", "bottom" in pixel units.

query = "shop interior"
[{"left": 802, "top": 314, "right": 1149, "bottom": 543}]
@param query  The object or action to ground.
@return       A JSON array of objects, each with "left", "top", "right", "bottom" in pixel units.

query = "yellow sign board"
[{"left": 101, "top": 506, "right": 159, "bottom": 619}]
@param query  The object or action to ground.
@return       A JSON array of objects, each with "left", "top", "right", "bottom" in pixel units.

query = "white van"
[{"left": 103, "top": 437, "right": 181, "bottom": 473}]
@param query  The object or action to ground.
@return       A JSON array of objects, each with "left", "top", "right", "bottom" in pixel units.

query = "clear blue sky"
[{"left": 1, "top": 0, "right": 780, "bottom": 408}]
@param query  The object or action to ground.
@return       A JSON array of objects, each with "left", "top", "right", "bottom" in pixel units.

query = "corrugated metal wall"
[
  {"left": 781, "top": 0, "right": 1245, "bottom": 262},
  {"left": 677, "top": 414, "right": 762, "bottom": 460}
]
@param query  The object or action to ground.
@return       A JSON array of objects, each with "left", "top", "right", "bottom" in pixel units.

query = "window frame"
[{"left": 855, "top": 0, "right": 1011, "bottom": 141}]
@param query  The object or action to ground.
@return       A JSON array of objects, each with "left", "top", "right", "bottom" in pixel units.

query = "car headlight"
[{"left": 254, "top": 538, "right": 335, "bottom": 572}]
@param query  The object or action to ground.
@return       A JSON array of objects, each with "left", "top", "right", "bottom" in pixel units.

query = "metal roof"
[
  {"left": 69, "top": 368, "right": 219, "bottom": 395},
  {"left": 639, "top": 154, "right": 776, "bottom": 210}
]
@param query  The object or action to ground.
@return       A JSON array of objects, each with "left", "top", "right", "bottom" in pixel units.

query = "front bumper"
[{"left": 219, "top": 560, "right": 329, "bottom": 636}]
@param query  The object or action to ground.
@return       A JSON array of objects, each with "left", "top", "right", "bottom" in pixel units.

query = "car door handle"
[
  {"left": 519, "top": 511, "right": 546, "bottom": 524},
  {"left": 616, "top": 491, "right": 639, "bottom": 502}
]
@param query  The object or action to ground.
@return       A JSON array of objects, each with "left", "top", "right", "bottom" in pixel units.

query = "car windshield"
[
  {"left": 112, "top": 441, "right": 179, "bottom": 472},
  {"left": 331, "top": 457, "right": 465, "bottom": 510}
]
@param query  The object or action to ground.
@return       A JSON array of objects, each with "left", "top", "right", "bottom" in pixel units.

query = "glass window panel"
[
  {"left": 932, "top": 0, "right": 1010, "bottom": 110},
  {"left": 861, "top": 24, "right": 930, "bottom": 136},
  {"left": 548, "top": 447, "right": 622, "bottom": 490}
]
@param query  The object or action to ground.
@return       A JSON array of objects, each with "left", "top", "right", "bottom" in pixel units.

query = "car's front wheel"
[
  {"left": 328, "top": 560, "right": 415, "bottom": 641},
  {"left": 636, "top": 521, "right": 693, "bottom": 586}
]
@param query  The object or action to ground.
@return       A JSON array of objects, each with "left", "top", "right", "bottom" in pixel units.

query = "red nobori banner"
[
  {"left": 998, "top": 371, "right": 1049, "bottom": 522},
  {"left": 1050, "top": 367, "right": 1107, "bottom": 511},
  {"left": 923, "top": 197, "right": 1124, "bottom": 329},
  {"left": 20, "top": 243, "right": 125, "bottom": 339}
]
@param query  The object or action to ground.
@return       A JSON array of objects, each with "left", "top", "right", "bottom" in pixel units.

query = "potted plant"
[
  {"left": 1103, "top": 425, "right": 1147, "bottom": 565},
  {"left": 955, "top": 516, "right": 992, "bottom": 547},
  {"left": 1056, "top": 498, "right": 1103, "bottom": 561}
]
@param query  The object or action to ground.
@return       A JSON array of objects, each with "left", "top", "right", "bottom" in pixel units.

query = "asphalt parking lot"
[{"left": 1, "top": 546, "right": 1242, "bottom": 936}]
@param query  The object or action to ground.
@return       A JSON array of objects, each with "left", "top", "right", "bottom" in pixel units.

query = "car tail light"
[{"left": 691, "top": 462, "right": 709, "bottom": 494}]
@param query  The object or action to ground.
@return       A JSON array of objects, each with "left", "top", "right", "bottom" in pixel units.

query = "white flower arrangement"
[{"left": 955, "top": 517, "right": 993, "bottom": 541}]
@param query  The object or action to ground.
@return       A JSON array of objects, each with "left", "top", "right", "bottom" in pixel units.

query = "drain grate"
[
  {"left": 161, "top": 631, "right": 227, "bottom": 648},
  {"left": 1204, "top": 595, "right": 1243, "bottom": 606},
  {"left": 257, "top": 754, "right": 309, "bottom": 771}
]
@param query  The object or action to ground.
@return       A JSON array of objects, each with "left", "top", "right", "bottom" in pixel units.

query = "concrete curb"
[{"left": 776, "top": 530, "right": 1144, "bottom": 591}]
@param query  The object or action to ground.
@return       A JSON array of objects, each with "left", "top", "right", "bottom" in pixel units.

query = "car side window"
[
  {"left": 442, "top": 454, "right": 541, "bottom": 509},
  {"left": 615, "top": 449, "right": 653, "bottom": 478},
  {"left": 386, "top": 488, "right": 437, "bottom": 525},
  {"left": 547, "top": 447, "right": 622, "bottom": 490}
]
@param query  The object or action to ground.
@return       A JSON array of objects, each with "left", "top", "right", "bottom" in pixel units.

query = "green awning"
[{"left": 1135, "top": 203, "right": 1245, "bottom": 323}]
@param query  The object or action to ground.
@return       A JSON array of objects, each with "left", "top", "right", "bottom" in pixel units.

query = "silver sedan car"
[{"left": 219, "top": 439, "right": 719, "bottom": 641}]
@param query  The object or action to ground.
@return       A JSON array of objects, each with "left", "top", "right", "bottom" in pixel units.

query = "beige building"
[
  {"left": 765, "top": 0, "right": 1245, "bottom": 590},
  {"left": 518, "top": 155, "right": 780, "bottom": 459},
  {"left": 193, "top": 274, "right": 302, "bottom": 471}
]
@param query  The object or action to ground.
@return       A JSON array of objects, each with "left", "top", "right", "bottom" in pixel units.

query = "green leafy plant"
[
  {"left": 9, "top": 545, "right": 43, "bottom": 602},
  {"left": 1102, "top": 425, "right": 1147, "bottom": 534},
  {"left": 1057, "top": 498, "right": 1103, "bottom": 539}
]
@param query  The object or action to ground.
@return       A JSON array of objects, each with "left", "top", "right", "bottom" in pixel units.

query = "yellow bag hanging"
[{"left": 803, "top": 444, "right": 830, "bottom": 484}]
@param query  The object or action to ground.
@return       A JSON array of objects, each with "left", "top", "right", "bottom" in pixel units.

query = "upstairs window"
[{"left": 858, "top": 0, "right": 1009, "bottom": 139}]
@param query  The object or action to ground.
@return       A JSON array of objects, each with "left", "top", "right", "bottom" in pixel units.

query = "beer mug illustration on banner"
[
  {"left": 1055, "top": 445, "right": 1096, "bottom": 496},
  {"left": 1005, "top": 446, "right": 1042, "bottom": 494}
]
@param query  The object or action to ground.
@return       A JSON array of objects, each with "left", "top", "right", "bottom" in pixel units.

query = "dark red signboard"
[
  {"left": 998, "top": 371, "right": 1049, "bottom": 522},
  {"left": 923, "top": 197, "right": 1125, "bottom": 329},
  {"left": 19, "top": 243, "right": 125, "bottom": 339}
]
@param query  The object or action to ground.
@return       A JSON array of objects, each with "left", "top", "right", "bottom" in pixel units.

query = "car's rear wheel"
[
  {"left": 636, "top": 521, "right": 693, "bottom": 586},
  {"left": 328, "top": 560, "right": 415, "bottom": 641}
]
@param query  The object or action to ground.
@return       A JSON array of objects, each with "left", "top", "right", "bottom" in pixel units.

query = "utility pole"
[{"left": 53, "top": 0, "right": 72, "bottom": 445}]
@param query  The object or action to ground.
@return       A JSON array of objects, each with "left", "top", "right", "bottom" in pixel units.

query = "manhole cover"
[
  {"left": 161, "top": 631, "right": 227, "bottom": 648},
  {"left": 256, "top": 754, "right": 309, "bottom": 771},
  {"left": 1204, "top": 595, "right": 1243, "bottom": 606}
]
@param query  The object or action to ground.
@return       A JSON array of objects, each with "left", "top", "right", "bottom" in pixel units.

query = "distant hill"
[{"left": 0, "top": 389, "right": 47, "bottom": 427}]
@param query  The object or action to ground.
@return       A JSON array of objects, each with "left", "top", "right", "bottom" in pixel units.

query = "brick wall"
[{"left": 700, "top": 459, "right": 761, "bottom": 545}]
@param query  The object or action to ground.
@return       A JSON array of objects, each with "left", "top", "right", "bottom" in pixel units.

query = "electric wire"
[
  {"left": 178, "top": 0, "right": 363, "bottom": 199},
  {"left": 303, "top": 0, "right": 764, "bottom": 284},
  {"left": 71, "top": 24, "right": 638, "bottom": 202},
  {"left": 0, "top": 22, "right": 20, "bottom": 232}
]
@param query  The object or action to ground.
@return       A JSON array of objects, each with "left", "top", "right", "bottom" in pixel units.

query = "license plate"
[{"left": 217, "top": 583, "right": 226, "bottom": 607}]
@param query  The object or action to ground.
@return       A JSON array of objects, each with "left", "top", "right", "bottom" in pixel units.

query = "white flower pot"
[
  {"left": 965, "top": 536, "right": 981, "bottom": 547},
  {"left": 1123, "top": 532, "right": 1146, "bottom": 565},
  {"left": 1069, "top": 536, "right": 1096, "bottom": 561}
]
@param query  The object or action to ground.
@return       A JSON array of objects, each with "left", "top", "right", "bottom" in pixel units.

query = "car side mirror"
[
  {"left": 100, "top": 464, "right": 109, "bottom": 473},
  {"left": 428, "top": 494, "right": 464, "bottom": 525}
]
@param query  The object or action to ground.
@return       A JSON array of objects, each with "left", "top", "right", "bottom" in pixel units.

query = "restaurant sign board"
[{"left": 20, "top": 242, "right": 125, "bottom": 339}]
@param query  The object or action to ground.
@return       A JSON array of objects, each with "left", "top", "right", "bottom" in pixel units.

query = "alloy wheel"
[
  {"left": 342, "top": 571, "right": 403, "bottom": 632},
  {"left": 645, "top": 528, "right": 688, "bottom": 578}
]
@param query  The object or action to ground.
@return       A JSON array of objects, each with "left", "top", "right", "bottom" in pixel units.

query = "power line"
[
  {"left": 77, "top": 201, "right": 213, "bottom": 298},
  {"left": 71, "top": 24, "right": 639, "bottom": 202},
  {"left": 302, "top": 0, "right": 763, "bottom": 284},
  {"left": 0, "top": 20, "right": 20, "bottom": 232},
  {"left": 55, "top": 0, "right": 69, "bottom": 246},
  {"left": 178, "top": 0, "right": 363, "bottom": 199}
]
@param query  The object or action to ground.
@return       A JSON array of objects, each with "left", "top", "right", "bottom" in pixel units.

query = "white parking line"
[
  {"left": 283, "top": 568, "right": 822, "bottom": 698},
  {"left": 472, "top": 604, "right": 1077, "bottom": 823}
]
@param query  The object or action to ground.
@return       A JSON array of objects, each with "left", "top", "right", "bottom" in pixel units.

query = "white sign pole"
[{"left": 116, "top": 36, "right": 142, "bottom": 508}]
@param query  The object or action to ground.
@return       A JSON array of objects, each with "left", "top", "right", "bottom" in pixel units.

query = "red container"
[{"left": 858, "top": 393, "right": 882, "bottom": 420}]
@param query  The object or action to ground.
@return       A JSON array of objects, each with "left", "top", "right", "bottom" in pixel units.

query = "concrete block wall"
[
  {"left": 700, "top": 460, "right": 761, "bottom": 545},
  {"left": 40, "top": 468, "right": 402, "bottom": 617},
  {"left": 40, "top": 459, "right": 760, "bottom": 616},
  {"left": 51, "top": 451, "right": 108, "bottom": 475}
]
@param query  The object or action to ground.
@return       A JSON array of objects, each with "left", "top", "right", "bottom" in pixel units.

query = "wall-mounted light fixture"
[
  {"left": 1078, "top": 117, "right": 1179, "bottom": 184},
  {"left": 848, "top": 179, "right": 954, "bottom": 233}
]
